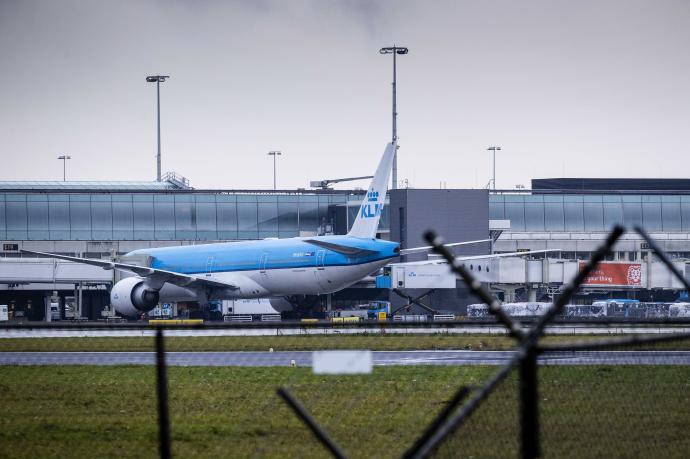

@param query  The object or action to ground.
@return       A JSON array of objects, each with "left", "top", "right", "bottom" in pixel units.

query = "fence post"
[
  {"left": 155, "top": 327, "right": 171, "bottom": 459},
  {"left": 519, "top": 347, "right": 539, "bottom": 459},
  {"left": 277, "top": 387, "right": 347, "bottom": 459},
  {"left": 404, "top": 386, "right": 471, "bottom": 458}
]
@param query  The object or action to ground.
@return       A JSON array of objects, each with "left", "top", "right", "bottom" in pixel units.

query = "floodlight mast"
[
  {"left": 146, "top": 75, "right": 170, "bottom": 181},
  {"left": 267, "top": 151, "right": 282, "bottom": 190},
  {"left": 487, "top": 146, "right": 501, "bottom": 190},
  {"left": 379, "top": 46, "right": 408, "bottom": 190},
  {"left": 57, "top": 155, "right": 71, "bottom": 181}
]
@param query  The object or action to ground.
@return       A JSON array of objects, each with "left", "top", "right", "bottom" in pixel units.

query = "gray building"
[
  {"left": 390, "top": 189, "right": 490, "bottom": 261},
  {"left": 387, "top": 189, "right": 491, "bottom": 313}
]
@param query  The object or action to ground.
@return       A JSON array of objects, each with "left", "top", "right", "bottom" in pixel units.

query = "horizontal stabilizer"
[
  {"left": 391, "top": 249, "right": 563, "bottom": 266},
  {"left": 303, "top": 239, "right": 379, "bottom": 256},
  {"left": 456, "top": 249, "right": 562, "bottom": 261}
]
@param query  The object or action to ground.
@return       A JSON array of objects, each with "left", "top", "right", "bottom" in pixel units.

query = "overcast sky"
[{"left": 1, "top": 0, "right": 689, "bottom": 190}]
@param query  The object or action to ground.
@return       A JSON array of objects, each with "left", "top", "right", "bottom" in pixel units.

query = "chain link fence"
[{"left": 1, "top": 225, "right": 689, "bottom": 458}]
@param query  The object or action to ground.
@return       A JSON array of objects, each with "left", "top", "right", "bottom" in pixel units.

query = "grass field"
[
  {"left": 1, "top": 333, "right": 689, "bottom": 352},
  {"left": 0, "top": 365, "right": 688, "bottom": 458}
]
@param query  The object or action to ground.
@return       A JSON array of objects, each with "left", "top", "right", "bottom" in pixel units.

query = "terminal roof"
[
  {"left": 532, "top": 178, "right": 690, "bottom": 192},
  {"left": 0, "top": 181, "right": 185, "bottom": 191}
]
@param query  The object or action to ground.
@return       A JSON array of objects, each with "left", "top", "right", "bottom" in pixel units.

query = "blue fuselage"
[
  {"left": 123, "top": 236, "right": 400, "bottom": 298},
  {"left": 127, "top": 236, "right": 399, "bottom": 274}
]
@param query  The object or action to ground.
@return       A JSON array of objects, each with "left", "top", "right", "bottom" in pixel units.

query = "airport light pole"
[
  {"left": 267, "top": 151, "right": 282, "bottom": 190},
  {"left": 379, "top": 45, "right": 408, "bottom": 190},
  {"left": 57, "top": 155, "right": 71, "bottom": 181},
  {"left": 146, "top": 75, "right": 170, "bottom": 181},
  {"left": 487, "top": 146, "right": 501, "bottom": 190}
]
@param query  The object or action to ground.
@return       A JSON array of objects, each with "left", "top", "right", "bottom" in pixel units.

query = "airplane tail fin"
[{"left": 347, "top": 142, "right": 396, "bottom": 239}]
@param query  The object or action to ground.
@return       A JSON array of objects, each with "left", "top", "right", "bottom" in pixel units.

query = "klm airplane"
[
  {"left": 23, "top": 142, "right": 554, "bottom": 316},
  {"left": 24, "top": 143, "right": 405, "bottom": 316}
]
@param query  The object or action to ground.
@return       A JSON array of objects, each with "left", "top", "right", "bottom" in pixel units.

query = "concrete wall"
[{"left": 389, "top": 189, "right": 490, "bottom": 262}]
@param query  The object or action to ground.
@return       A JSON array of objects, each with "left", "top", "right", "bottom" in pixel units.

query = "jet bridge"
[
  {"left": 0, "top": 258, "right": 114, "bottom": 286},
  {"left": 380, "top": 256, "right": 690, "bottom": 314},
  {"left": 383, "top": 257, "right": 689, "bottom": 291}
]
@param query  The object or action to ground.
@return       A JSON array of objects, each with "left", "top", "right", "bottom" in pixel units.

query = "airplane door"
[
  {"left": 259, "top": 253, "right": 269, "bottom": 279},
  {"left": 205, "top": 256, "right": 215, "bottom": 277},
  {"left": 315, "top": 250, "right": 327, "bottom": 290}
]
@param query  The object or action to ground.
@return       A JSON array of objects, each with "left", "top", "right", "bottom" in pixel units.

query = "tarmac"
[{"left": 1, "top": 350, "right": 689, "bottom": 366}]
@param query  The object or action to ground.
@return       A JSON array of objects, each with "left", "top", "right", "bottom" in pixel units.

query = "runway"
[{"left": 1, "top": 350, "right": 689, "bottom": 366}]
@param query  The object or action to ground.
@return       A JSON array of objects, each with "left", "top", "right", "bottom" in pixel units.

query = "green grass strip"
[{"left": 0, "top": 365, "right": 688, "bottom": 458}]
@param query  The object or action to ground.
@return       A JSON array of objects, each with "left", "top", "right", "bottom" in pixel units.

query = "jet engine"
[
  {"left": 110, "top": 277, "right": 160, "bottom": 317},
  {"left": 268, "top": 297, "right": 294, "bottom": 313}
]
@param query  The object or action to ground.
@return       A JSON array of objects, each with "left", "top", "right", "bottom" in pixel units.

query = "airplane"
[{"left": 22, "top": 142, "right": 556, "bottom": 317}]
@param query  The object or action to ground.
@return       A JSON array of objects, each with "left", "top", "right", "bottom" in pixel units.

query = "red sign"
[{"left": 578, "top": 262, "right": 643, "bottom": 286}]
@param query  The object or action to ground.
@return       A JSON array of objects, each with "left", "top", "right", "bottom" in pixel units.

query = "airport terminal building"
[
  {"left": 1, "top": 178, "right": 689, "bottom": 319},
  {"left": 0, "top": 179, "right": 386, "bottom": 319}
]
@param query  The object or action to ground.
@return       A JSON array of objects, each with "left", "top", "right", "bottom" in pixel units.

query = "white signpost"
[{"left": 312, "top": 350, "right": 373, "bottom": 375}]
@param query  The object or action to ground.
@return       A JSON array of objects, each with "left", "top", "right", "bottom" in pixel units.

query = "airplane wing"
[
  {"left": 399, "top": 239, "right": 491, "bottom": 255},
  {"left": 392, "top": 249, "right": 562, "bottom": 266},
  {"left": 20, "top": 250, "right": 237, "bottom": 290}
]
